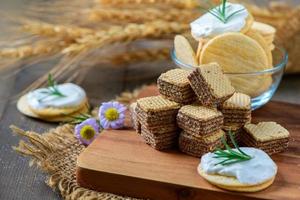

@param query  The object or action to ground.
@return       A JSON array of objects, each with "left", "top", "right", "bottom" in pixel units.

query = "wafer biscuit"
[
  {"left": 242, "top": 122, "right": 290, "bottom": 155},
  {"left": 179, "top": 130, "right": 224, "bottom": 157},
  {"left": 141, "top": 129, "right": 178, "bottom": 150},
  {"left": 137, "top": 95, "right": 180, "bottom": 112},
  {"left": 158, "top": 69, "right": 196, "bottom": 104},
  {"left": 177, "top": 105, "right": 223, "bottom": 135},
  {"left": 244, "top": 122, "right": 289, "bottom": 142},
  {"left": 130, "top": 102, "right": 141, "bottom": 134},
  {"left": 174, "top": 35, "right": 198, "bottom": 67},
  {"left": 188, "top": 63, "right": 235, "bottom": 105},
  {"left": 221, "top": 92, "right": 251, "bottom": 111}
]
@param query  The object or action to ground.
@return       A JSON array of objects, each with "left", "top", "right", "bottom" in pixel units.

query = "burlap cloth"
[{"left": 10, "top": 89, "right": 143, "bottom": 200}]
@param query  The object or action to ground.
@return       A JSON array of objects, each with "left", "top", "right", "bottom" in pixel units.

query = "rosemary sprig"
[
  {"left": 213, "top": 131, "right": 252, "bottom": 166},
  {"left": 67, "top": 113, "right": 92, "bottom": 124},
  {"left": 199, "top": 0, "right": 246, "bottom": 24},
  {"left": 38, "top": 74, "right": 66, "bottom": 102}
]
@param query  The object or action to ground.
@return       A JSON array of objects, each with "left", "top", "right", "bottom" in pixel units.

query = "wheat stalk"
[
  {"left": 110, "top": 48, "right": 169, "bottom": 64},
  {"left": 87, "top": 7, "right": 199, "bottom": 23},
  {"left": 98, "top": 0, "right": 199, "bottom": 9},
  {"left": 0, "top": 41, "right": 66, "bottom": 59},
  {"left": 63, "top": 20, "right": 188, "bottom": 53},
  {"left": 23, "top": 21, "right": 94, "bottom": 40}
]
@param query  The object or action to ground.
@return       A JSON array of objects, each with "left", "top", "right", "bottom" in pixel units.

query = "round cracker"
[
  {"left": 199, "top": 32, "right": 271, "bottom": 97},
  {"left": 240, "top": 14, "right": 254, "bottom": 34},
  {"left": 245, "top": 29, "right": 273, "bottom": 67},
  {"left": 251, "top": 21, "right": 276, "bottom": 37},
  {"left": 174, "top": 35, "right": 198, "bottom": 67},
  {"left": 29, "top": 97, "right": 88, "bottom": 118},
  {"left": 200, "top": 32, "right": 270, "bottom": 72},
  {"left": 198, "top": 166, "right": 275, "bottom": 192},
  {"left": 17, "top": 94, "right": 90, "bottom": 122}
]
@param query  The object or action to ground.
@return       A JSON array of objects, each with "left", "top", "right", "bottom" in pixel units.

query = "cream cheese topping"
[
  {"left": 199, "top": 147, "right": 277, "bottom": 185},
  {"left": 190, "top": 3, "right": 249, "bottom": 40},
  {"left": 27, "top": 83, "right": 86, "bottom": 109}
]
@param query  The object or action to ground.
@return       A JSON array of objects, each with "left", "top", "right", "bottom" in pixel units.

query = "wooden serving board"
[{"left": 76, "top": 86, "right": 300, "bottom": 200}]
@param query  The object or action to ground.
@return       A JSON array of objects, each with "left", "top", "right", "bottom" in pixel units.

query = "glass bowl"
[{"left": 170, "top": 46, "right": 288, "bottom": 110}]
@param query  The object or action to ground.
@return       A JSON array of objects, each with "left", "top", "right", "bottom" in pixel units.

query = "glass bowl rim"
[{"left": 170, "top": 45, "right": 288, "bottom": 75}]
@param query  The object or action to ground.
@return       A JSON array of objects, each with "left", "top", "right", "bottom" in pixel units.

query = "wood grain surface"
[{"left": 76, "top": 86, "right": 300, "bottom": 200}]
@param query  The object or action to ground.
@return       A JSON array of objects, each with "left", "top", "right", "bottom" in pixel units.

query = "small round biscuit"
[
  {"left": 200, "top": 32, "right": 270, "bottom": 97},
  {"left": 251, "top": 21, "right": 276, "bottom": 37},
  {"left": 200, "top": 32, "right": 270, "bottom": 72},
  {"left": 17, "top": 94, "right": 90, "bottom": 122},
  {"left": 245, "top": 29, "right": 273, "bottom": 67},
  {"left": 240, "top": 14, "right": 254, "bottom": 34},
  {"left": 29, "top": 98, "right": 88, "bottom": 118},
  {"left": 174, "top": 34, "right": 198, "bottom": 67},
  {"left": 198, "top": 167, "right": 275, "bottom": 192}
]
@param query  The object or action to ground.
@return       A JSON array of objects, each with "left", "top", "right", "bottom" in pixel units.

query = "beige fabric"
[{"left": 11, "top": 89, "right": 142, "bottom": 200}]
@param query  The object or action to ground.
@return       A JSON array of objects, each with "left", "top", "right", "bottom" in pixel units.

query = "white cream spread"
[
  {"left": 27, "top": 83, "right": 86, "bottom": 109},
  {"left": 199, "top": 147, "right": 277, "bottom": 185},
  {"left": 191, "top": 3, "right": 249, "bottom": 40}
]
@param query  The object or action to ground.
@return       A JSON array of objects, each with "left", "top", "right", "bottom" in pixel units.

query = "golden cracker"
[
  {"left": 174, "top": 35, "right": 198, "bottom": 67},
  {"left": 246, "top": 29, "right": 273, "bottom": 67},
  {"left": 240, "top": 14, "right": 255, "bottom": 34},
  {"left": 200, "top": 32, "right": 271, "bottom": 97},
  {"left": 198, "top": 166, "right": 276, "bottom": 191},
  {"left": 251, "top": 21, "right": 276, "bottom": 37},
  {"left": 17, "top": 94, "right": 90, "bottom": 122}
]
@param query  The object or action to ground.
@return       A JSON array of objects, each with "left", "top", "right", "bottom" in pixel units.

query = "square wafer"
[
  {"left": 188, "top": 63, "right": 235, "bottom": 106},
  {"left": 242, "top": 122, "right": 290, "bottom": 155},
  {"left": 158, "top": 69, "right": 196, "bottom": 104},
  {"left": 136, "top": 95, "right": 180, "bottom": 126},
  {"left": 179, "top": 130, "right": 225, "bottom": 157},
  {"left": 130, "top": 102, "right": 141, "bottom": 134},
  {"left": 177, "top": 105, "right": 223, "bottom": 135},
  {"left": 220, "top": 92, "right": 251, "bottom": 128}
]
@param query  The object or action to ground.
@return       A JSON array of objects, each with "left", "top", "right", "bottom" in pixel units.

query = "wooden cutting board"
[{"left": 76, "top": 86, "right": 300, "bottom": 200}]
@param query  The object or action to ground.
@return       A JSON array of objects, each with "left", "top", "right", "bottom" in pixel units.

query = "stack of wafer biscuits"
[
  {"left": 188, "top": 63, "right": 235, "bottom": 106},
  {"left": 136, "top": 96, "right": 181, "bottom": 150},
  {"left": 177, "top": 105, "right": 224, "bottom": 157},
  {"left": 179, "top": 130, "right": 225, "bottom": 157},
  {"left": 242, "top": 122, "right": 290, "bottom": 155},
  {"left": 220, "top": 92, "right": 251, "bottom": 130},
  {"left": 129, "top": 102, "right": 141, "bottom": 134},
  {"left": 157, "top": 69, "right": 196, "bottom": 104}
]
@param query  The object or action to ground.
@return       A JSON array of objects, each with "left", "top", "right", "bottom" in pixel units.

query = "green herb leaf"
[
  {"left": 213, "top": 131, "right": 252, "bottom": 166},
  {"left": 38, "top": 74, "right": 66, "bottom": 102}
]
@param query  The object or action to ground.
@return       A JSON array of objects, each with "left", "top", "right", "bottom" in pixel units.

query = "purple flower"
[
  {"left": 99, "top": 101, "right": 127, "bottom": 129},
  {"left": 75, "top": 118, "right": 100, "bottom": 145}
]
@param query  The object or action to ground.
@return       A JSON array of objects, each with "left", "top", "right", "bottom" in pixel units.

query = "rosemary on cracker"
[
  {"left": 38, "top": 74, "right": 66, "bottom": 102},
  {"left": 200, "top": 0, "right": 246, "bottom": 24},
  {"left": 213, "top": 131, "right": 252, "bottom": 166}
]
